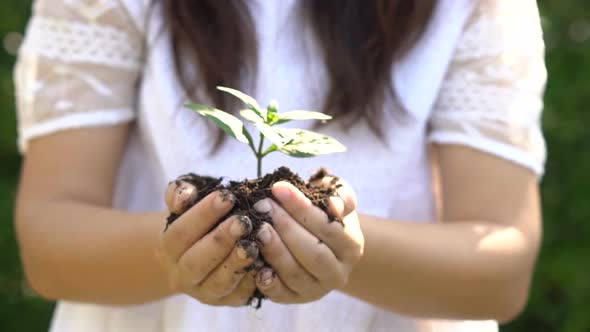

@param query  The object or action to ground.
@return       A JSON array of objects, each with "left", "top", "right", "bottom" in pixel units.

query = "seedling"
[
  {"left": 185, "top": 86, "right": 346, "bottom": 178},
  {"left": 170, "top": 87, "right": 347, "bottom": 307}
]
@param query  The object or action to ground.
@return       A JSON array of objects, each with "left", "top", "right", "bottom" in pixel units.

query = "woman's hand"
[
  {"left": 253, "top": 177, "right": 364, "bottom": 303},
  {"left": 156, "top": 180, "right": 259, "bottom": 306}
]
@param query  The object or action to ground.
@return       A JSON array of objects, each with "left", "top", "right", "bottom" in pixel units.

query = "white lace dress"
[{"left": 14, "top": 0, "right": 547, "bottom": 331}]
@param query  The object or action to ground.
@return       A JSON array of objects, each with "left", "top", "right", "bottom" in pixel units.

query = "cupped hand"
[
  {"left": 156, "top": 179, "right": 259, "bottom": 306},
  {"left": 253, "top": 176, "right": 364, "bottom": 303}
]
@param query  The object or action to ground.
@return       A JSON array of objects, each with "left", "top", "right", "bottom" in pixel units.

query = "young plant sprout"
[
  {"left": 167, "top": 87, "right": 348, "bottom": 308},
  {"left": 185, "top": 86, "right": 346, "bottom": 178}
]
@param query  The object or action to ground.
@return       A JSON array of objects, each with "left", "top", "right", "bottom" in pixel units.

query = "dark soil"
[{"left": 165, "top": 166, "right": 341, "bottom": 307}]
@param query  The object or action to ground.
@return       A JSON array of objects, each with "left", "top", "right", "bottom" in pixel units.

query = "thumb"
[{"left": 165, "top": 175, "right": 199, "bottom": 214}]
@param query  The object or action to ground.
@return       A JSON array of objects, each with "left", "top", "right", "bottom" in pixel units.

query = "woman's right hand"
[{"left": 156, "top": 180, "right": 259, "bottom": 306}]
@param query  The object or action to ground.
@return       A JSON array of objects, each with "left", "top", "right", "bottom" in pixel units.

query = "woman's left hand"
[{"left": 253, "top": 177, "right": 364, "bottom": 303}]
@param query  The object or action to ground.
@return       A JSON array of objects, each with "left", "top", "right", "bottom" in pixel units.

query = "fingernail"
[
  {"left": 237, "top": 239, "right": 259, "bottom": 260},
  {"left": 254, "top": 199, "right": 272, "bottom": 214},
  {"left": 256, "top": 223, "right": 272, "bottom": 246},
  {"left": 230, "top": 215, "right": 251, "bottom": 237},
  {"left": 169, "top": 181, "right": 198, "bottom": 214},
  {"left": 216, "top": 189, "right": 235, "bottom": 209},
  {"left": 272, "top": 182, "right": 293, "bottom": 203},
  {"left": 176, "top": 182, "right": 198, "bottom": 206},
  {"left": 257, "top": 267, "right": 274, "bottom": 287}
]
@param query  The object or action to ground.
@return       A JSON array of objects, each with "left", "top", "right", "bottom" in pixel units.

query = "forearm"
[
  {"left": 16, "top": 198, "right": 171, "bottom": 305},
  {"left": 341, "top": 214, "right": 539, "bottom": 322}
]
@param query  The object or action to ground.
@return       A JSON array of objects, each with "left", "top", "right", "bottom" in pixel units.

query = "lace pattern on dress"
[
  {"left": 22, "top": 16, "right": 141, "bottom": 70},
  {"left": 14, "top": 0, "right": 143, "bottom": 152},
  {"left": 428, "top": 0, "right": 547, "bottom": 175}
]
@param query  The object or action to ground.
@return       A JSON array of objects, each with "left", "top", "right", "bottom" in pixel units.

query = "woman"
[{"left": 14, "top": 0, "right": 546, "bottom": 331}]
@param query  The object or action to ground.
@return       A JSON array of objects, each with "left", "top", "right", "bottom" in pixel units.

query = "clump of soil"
[{"left": 165, "top": 166, "right": 341, "bottom": 307}]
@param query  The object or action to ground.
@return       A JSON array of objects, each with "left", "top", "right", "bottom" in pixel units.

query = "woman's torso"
[{"left": 50, "top": 0, "right": 498, "bottom": 331}]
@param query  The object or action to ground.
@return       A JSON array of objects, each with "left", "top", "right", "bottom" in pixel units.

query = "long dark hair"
[{"left": 161, "top": 0, "right": 436, "bottom": 144}]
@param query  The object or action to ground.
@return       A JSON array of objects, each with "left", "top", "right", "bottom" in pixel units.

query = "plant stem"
[{"left": 257, "top": 132, "right": 265, "bottom": 178}]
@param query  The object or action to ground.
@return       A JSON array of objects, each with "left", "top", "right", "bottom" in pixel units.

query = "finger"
[
  {"left": 270, "top": 182, "right": 357, "bottom": 261},
  {"left": 256, "top": 267, "right": 301, "bottom": 303},
  {"left": 165, "top": 179, "right": 199, "bottom": 214},
  {"left": 310, "top": 174, "right": 357, "bottom": 217},
  {"left": 254, "top": 199, "right": 341, "bottom": 282},
  {"left": 193, "top": 271, "right": 257, "bottom": 307},
  {"left": 339, "top": 212, "right": 365, "bottom": 265},
  {"left": 159, "top": 190, "right": 235, "bottom": 264},
  {"left": 177, "top": 215, "right": 253, "bottom": 287},
  {"left": 255, "top": 223, "right": 320, "bottom": 294},
  {"left": 198, "top": 240, "right": 259, "bottom": 298},
  {"left": 332, "top": 179, "right": 357, "bottom": 217},
  {"left": 222, "top": 271, "right": 258, "bottom": 306}
]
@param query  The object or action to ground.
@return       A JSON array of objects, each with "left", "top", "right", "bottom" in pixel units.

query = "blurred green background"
[{"left": 1, "top": 1, "right": 588, "bottom": 331}]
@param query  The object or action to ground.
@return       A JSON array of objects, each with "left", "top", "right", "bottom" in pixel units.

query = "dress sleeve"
[
  {"left": 428, "top": 0, "right": 548, "bottom": 176},
  {"left": 14, "top": 0, "right": 143, "bottom": 153}
]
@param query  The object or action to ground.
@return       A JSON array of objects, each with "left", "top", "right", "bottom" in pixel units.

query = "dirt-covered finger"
[
  {"left": 160, "top": 190, "right": 235, "bottom": 263},
  {"left": 309, "top": 174, "right": 357, "bottom": 217},
  {"left": 177, "top": 215, "right": 253, "bottom": 286},
  {"left": 165, "top": 179, "right": 198, "bottom": 214},
  {"left": 338, "top": 212, "right": 365, "bottom": 265},
  {"left": 254, "top": 199, "right": 341, "bottom": 282},
  {"left": 256, "top": 267, "right": 301, "bottom": 303},
  {"left": 220, "top": 272, "right": 258, "bottom": 306},
  {"left": 198, "top": 240, "right": 259, "bottom": 298},
  {"left": 268, "top": 183, "right": 355, "bottom": 261},
  {"left": 255, "top": 223, "right": 320, "bottom": 294},
  {"left": 332, "top": 179, "right": 357, "bottom": 217}
]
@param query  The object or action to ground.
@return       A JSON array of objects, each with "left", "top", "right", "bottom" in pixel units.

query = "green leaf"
[
  {"left": 273, "top": 128, "right": 346, "bottom": 157},
  {"left": 275, "top": 110, "right": 332, "bottom": 125},
  {"left": 255, "top": 122, "right": 291, "bottom": 148},
  {"left": 239, "top": 108, "right": 261, "bottom": 125},
  {"left": 261, "top": 144, "right": 278, "bottom": 157},
  {"left": 266, "top": 101, "right": 279, "bottom": 124},
  {"left": 267, "top": 111, "right": 279, "bottom": 124},
  {"left": 240, "top": 108, "right": 290, "bottom": 148},
  {"left": 217, "top": 86, "right": 266, "bottom": 120},
  {"left": 267, "top": 100, "right": 279, "bottom": 113},
  {"left": 185, "top": 103, "right": 250, "bottom": 144}
]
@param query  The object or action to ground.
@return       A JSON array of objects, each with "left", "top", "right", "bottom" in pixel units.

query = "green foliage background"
[{"left": 0, "top": 1, "right": 588, "bottom": 331}]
